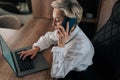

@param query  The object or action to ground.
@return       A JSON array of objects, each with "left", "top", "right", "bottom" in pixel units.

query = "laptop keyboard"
[{"left": 15, "top": 49, "right": 34, "bottom": 72}]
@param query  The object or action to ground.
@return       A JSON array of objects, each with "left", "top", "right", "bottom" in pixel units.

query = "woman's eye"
[{"left": 56, "top": 20, "right": 60, "bottom": 22}]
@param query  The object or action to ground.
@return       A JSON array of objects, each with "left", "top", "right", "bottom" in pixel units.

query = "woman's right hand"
[{"left": 18, "top": 46, "right": 40, "bottom": 60}]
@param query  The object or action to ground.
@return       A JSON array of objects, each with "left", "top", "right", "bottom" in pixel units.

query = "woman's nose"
[{"left": 52, "top": 19, "right": 56, "bottom": 27}]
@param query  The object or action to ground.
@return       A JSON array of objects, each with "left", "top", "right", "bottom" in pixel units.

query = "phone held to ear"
[{"left": 62, "top": 17, "right": 76, "bottom": 32}]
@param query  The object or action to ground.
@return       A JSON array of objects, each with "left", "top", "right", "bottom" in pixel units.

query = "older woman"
[{"left": 19, "top": 0, "right": 94, "bottom": 80}]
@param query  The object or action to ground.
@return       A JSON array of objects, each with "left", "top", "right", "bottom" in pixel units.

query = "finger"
[
  {"left": 22, "top": 53, "right": 30, "bottom": 60},
  {"left": 66, "top": 22, "right": 69, "bottom": 33},
  {"left": 57, "top": 31, "right": 62, "bottom": 41},
  {"left": 18, "top": 52, "right": 21, "bottom": 54},
  {"left": 57, "top": 29, "right": 64, "bottom": 38},
  {"left": 19, "top": 51, "right": 26, "bottom": 59},
  {"left": 31, "top": 54, "right": 36, "bottom": 59},
  {"left": 58, "top": 25, "right": 65, "bottom": 33}
]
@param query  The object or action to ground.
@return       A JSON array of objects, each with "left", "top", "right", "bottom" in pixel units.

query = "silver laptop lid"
[{"left": 0, "top": 35, "right": 17, "bottom": 73}]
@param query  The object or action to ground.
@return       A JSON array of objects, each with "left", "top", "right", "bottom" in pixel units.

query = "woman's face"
[{"left": 52, "top": 8, "right": 64, "bottom": 29}]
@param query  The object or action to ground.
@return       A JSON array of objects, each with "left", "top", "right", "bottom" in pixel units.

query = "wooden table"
[{"left": 0, "top": 18, "right": 54, "bottom": 80}]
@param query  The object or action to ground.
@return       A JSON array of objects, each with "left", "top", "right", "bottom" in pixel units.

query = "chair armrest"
[{"left": 0, "top": 15, "right": 21, "bottom": 29}]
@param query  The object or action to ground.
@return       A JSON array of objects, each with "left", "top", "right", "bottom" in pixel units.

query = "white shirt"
[{"left": 33, "top": 25, "right": 94, "bottom": 78}]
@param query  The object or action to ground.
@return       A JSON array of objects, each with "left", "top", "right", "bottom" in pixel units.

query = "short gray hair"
[{"left": 51, "top": 0, "right": 83, "bottom": 24}]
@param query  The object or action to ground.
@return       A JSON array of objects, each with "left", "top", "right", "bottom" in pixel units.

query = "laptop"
[{"left": 0, "top": 35, "right": 49, "bottom": 77}]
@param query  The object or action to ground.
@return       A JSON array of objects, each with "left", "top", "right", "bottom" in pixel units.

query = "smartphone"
[{"left": 62, "top": 17, "right": 76, "bottom": 32}]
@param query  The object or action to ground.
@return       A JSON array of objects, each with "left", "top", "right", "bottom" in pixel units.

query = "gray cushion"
[{"left": 0, "top": 15, "right": 21, "bottom": 29}]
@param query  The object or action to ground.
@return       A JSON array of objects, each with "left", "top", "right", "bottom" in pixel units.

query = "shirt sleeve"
[
  {"left": 33, "top": 30, "right": 58, "bottom": 51},
  {"left": 51, "top": 46, "right": 65, "bottom": 78}
]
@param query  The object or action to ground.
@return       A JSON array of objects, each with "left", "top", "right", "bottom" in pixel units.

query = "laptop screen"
[{"left": 0, "top": 35, "right": 16, "bottom": 73}]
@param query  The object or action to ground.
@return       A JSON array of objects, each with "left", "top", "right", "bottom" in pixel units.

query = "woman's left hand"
[{"left": 56, "top": 22, "right": 70, "bottom": 47}]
